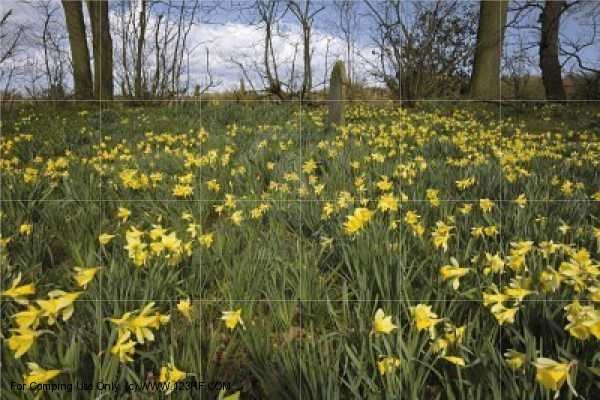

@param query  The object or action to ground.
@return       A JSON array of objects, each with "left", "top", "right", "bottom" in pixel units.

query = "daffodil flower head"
[
  {"left": 177, "top": 298, "right": 193, "bottom": 322},
  {"left": 111, "top": 330, "right": 136, "bottom": 363},
  {"left": 372, "top": 308, "right": 397, "bottom": 335},
  {"left": 533, "top": 357, "right": 578, "bottom": 398},
  {"left": 23, "top": 362, "right": 61, "bottom": 386},
  {"left": 221, "top": 309, "right": 244, "bottom": 330},
  {"left": 377, "top": 356, "right": 401, "bottom": 376},
  {"left": 1, "top": 273, "right": 36, "bottom": 304},
  {"left": 7, "top": 327, "right": 42, "bottom": 358},
  {"left": 36, "top": 290, "right": 82, "bottom": 325},
  {"left": 410, "top": 304, "right": 442, "bottom": 335},
  {"left": 159, "top": 363, "right": 187, "bottom": 394},
  {"left": 504, "top": 349, "right": 526, "bottom": 371},
  {"left": 439, "top": 257, "right": 470, "bottom": 290},
  {"left": 73, "top": 266, "right": 101, "bottom": 288}
]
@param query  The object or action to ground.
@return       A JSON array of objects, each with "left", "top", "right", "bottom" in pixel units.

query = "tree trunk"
[
  {"left": 540, "top": 0, "right": 566, "bottom": 100},
  {"left": 469, "top": 0, "right": 508, "bottom": 99},
  {"left": 135, "top": 0, "right": 148, "bottom": 98},
  {"left": 152, "top": 14, "right": 162, "bottom": 97},
  {"left": 120, "top": 1, "right": 132, "bottom": 97},
  {"left": 62, "top": 0, "right": 93, "bottom": 99},
  {"left": 302, "top": 24, "right": 311, "bottom": 99},
  {"left": 86, "top": 0, "right": 113, "bottom": 100}
]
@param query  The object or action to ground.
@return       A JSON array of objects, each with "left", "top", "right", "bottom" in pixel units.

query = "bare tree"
[
  {"left": 0, "top": 10, "right": 24, "bottom": 65},
  {"left": 538, "top": 0, "right": 586, "bottom": 100},
  {"left": 333, "top": 0, "right": 358, "bottom": 85},
  {"left": 364, "top": 0, "right": 402, "bottom": 100},
  {"left": 287, "top": 0, "right": 325, "bottom": 99},
  {"left": 110, "top": 0, "right": 204, "bottom": 98},
  {"left": 0, "top": 9, "right": 24, "bottom": 96},
  {"left": 194, "top": 47, "right": 221, "bottom": 95},
  {"left": 151, "top": 11, "right": 163, "bottom": 96},
  {"left": 365, "top": 0, "right": 475, "bottom": 102},
  {"left": 502, "top": 35, "right": 535, "bottom": 98},
  {"left": 23, "top": 0, "right": 70, "bottom": 98},
  {"left": 255, "top": 0, "right": 285, "bottom": 98},
  {"left": 506, "top": 1, "right": 599, "bottom": 100}
]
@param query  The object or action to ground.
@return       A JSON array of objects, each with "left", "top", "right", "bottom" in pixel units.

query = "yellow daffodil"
[
  {"left": 343, "top": 208, "right": 374, "bottom": 235},
  {"left": 484, "top": 253, "right": 504, "bottom": 275},
  {"left": 439, "top": 257, "right": 470, "bottom": 290},
  {"left": 458, "top": 203, "right": 473, "bottom": 215},
  {"left": 302, "top": 159, "right": 318, "bottom": 174},
  {"left": 455, "top": 177, "right": 475, "bottom": 191},
  {"left": 411, "top": 304, "right": 441, "bottom": 334},
  {"left": 377, "top": 356, "right": 401, "bottom": 376},
  {"left": 431, "top": 221, "right": 454, "bottom": 252},
  {"left": 172, "top": 183, "right": 193, "bottom": 198},
  {"left": 515, "top": 193, "right": 527, "bottom": 208},
  {"left": 221, "top": 309, "right": 244, "bottom": 330},
  {"left": 7, "top": 327, "right": 41, "bottom": 358},
  {"left": 177, "top": 299, "right": 193, "bottom": 322},
  {"left": 490, "top": 304, "right": 518, "bottom": 325},
  {"left": 19, "top": 223, "right": 32, "bottom": 236},
  {"left": 504, "top": 350, "right": 526, "bottom": 371},
  {"left": 99, "top": 233, "right": 115, "bottom": 245},
  {"left": 404, "top": 210, "right": 420, "bottom": 225},
  {"left": 372, "top": 308, "right": 397, "bottom": 334},
  {"left": 376, "top": 176, "right": 393, "bottom": 191},
  {"left": 36, "top": 290, "right": 82, "bottom": 325},
  {"left": 443, "top": 356, "right": 466, "bottom": 366},
  {"left": 231, "top": 211, "right": 244, "bottom": 226},
  {"left": 110, "top": 302, "right": 170, "bottom": 344},
  {"left": 111, "top": 331, "right": 136, "bottom": 363},
  {"left": 117, "top": 207, "right": 131, "bottom": 222},
  {"left": 73, "top": 266, "right": 100, "bottom": 288},
  {"left": 199, "top": 232, "right": 214, "bottom": 248},
  {"left": 564, "top": 301, "right": 600, "bottom": 340},
  {"left": 159, "top": 363, "right": 187, "bottom": 394},
  {"left": 426, "top": 189, "right": 440, "bottom": 207},
  {"left": 533, "top": 358, "right": 574, "bottom": 393},
  {"left": 12, "top": 304, "right": 41, "bottom": 329},
  {"left": 1, "top": 273, "right": 35, "bottom": 304},
  {"left": 23, "top": 362, "right": 61, "bottom": 386},
  {"left": 377, "top": 193, "right": 398, "bottom": 212},
  {"left": 479, "top": 198, "right": 494, "bottom": 213}
]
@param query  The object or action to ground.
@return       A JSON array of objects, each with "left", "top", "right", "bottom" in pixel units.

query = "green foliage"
[{"left": 1, "top": 102, "right": 599, "bottom": 399}]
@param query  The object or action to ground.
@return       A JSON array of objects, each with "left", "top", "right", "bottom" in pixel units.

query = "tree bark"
[
  {"left": 469, "top": 0, "right": 508, "bottom": 99},
  {"left": 62, "top": 0, "right": 93, "bottom": 99},
  {"left": 540, "top": 0, "right": 566, "bottom": 100},
  {"left": 302, "top": 24, "right": 311, "bottom": 99},
  {"left": 86, "top": 0, "right": 113, "bottom": 100},
  {"left": 135, "top": 0, "right": 148, "bottom": 98}
]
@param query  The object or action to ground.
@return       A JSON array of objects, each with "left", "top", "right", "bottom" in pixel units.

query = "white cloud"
[
  {"left": 189, "top": 21, "right": 379, "bottom": 92},
  {"left": 1, "top": 0, "right": 380, "bottom": 94}
]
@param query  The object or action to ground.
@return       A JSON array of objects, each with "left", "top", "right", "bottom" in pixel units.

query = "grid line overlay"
[
  {"left": 1, "top": 0, "right": 599, "bottom": 398},
  {"left": 498, "top": 2, "right": 503, "bottom": 396},
  {"left": 198, "top": 23, "right": 204, "bottom": 398},
  {"left": 99, "top": 0, "right": 104, "bottom": 381},
  {"left": 299, "top": 86, "right": 303, "bottom": 400},
  {"left": 0, "top": 88, "right": 597, "bottom": 389},
  {"left": 0, "top": 18, "right": 3, "bottom": 398}
]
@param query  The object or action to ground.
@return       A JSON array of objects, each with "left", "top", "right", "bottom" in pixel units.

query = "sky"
[{"left": 1, "top": 0, "right": 599, "bottom": 94}]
